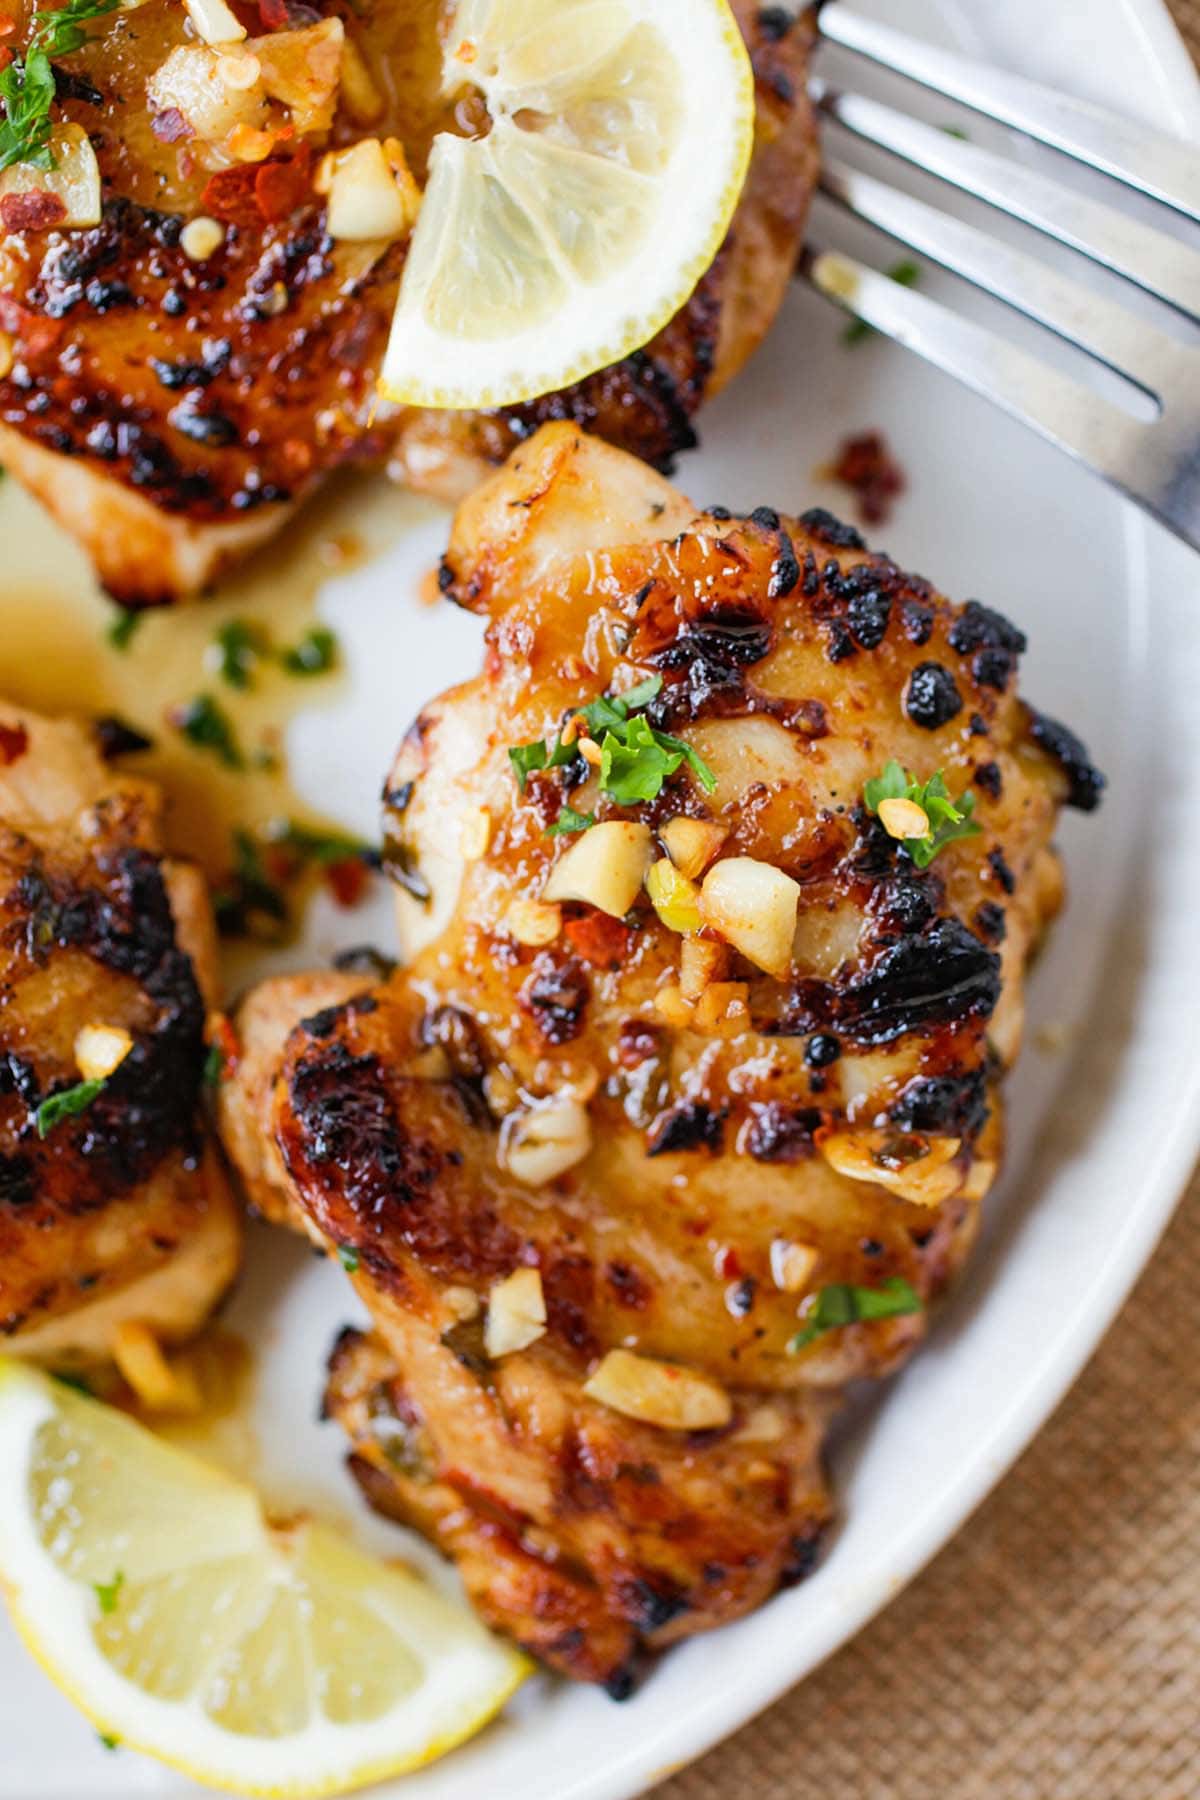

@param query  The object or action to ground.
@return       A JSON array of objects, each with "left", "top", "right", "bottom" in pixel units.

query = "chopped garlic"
[
  {"left": 584, "top": 1349, "right": 732, "bottom": 1430},
  {"left": 484, "top": 1268, "right": 547, "bottom": 1358},
  {"left": 769, "top": 1238, "right": 819, "bottom": 1293},
  {"left": 693, "top": 980, "right": 748, "bottom": 1037},
  {"left": 679, "top": 935, "right": 727, "bottom": 1001},
  {"left": 500, "top": 1096, "right": 591, "bottom": 1186},
  {"left": 543, "top": 820, "right": 651, "bottom": 917},
  {"left": 653, "top": 983, "right": 694, "bottom": 1029},
  {"left": 459, "top": 807, "right": 492, "bottom": 862},
  {"left": 659, "top": 816, "right": 727, "bottom": 881},
  {"left": 74, "top": 1023, "right": 133, "bottom": 1083},
  {"left": 339, "top": 33, "right": 384, "bottom": 124},
  {"left": 699, "top": 856, "right": 801, "bottom": 978},
  {"left": 0, "top": 124, "right": 101, "bottom": 229},
  {"left": 821, "top": 1129, "right": 964, "bottom": 1208},
  {"left": 323, "top": 137, "right": 420, "bottom": 244},
  {"left": 184, "top": 0, "right": 246, "bottom": 46}
]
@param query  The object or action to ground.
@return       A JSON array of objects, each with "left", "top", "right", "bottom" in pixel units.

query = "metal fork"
[{"left": 802, "top": 2, "right": 1200, "bottom": 551}]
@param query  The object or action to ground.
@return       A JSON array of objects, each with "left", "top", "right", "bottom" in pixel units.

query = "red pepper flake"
[
  {"left": 151, "top": 107, "right": 194, "bottom": 144},
  {"left": 0, "top": 191, "right": 67, "bottom": 233},
  {"left": 0, "top": 722, "right": 29, "bottom": 766},
  {"left": 257, "top": 0, "right": 320, "bottom": 28},
  {"left": 325, "top": 856, "right": 370, "bottom": 909},
  {"left": 253, "top": 145, "right": 312, "bottom": 222},
  {"left": 827, "top": 429, "right": 906, "bottom": 529},
  {"left": 715, "top": 1245, "right": 742, "bottom": 1281},
  {"left": 563, "top": 912, "right": 633, "bottom": 970},
  {"left": 201, "top": 146, "right": 311, "bottom": 225},
  {"left": 209, "top": 1011, "right": 242, "bottom": 1077}
]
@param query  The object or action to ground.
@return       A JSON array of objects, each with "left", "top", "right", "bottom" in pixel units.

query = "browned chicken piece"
[
  {"left": 0, "top": 705, "right": 241, "bottom": 1367},
  {"left": 0, "top": 0, "right": 817, "bottom": 603},
  {"left": 218, "top": 424, "right": 1102, "bottom": 1689}
]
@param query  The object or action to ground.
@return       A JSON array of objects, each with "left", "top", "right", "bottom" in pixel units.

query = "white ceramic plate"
[{"left": 4, "top": 2, "right": 1200, "bottom": 1796}]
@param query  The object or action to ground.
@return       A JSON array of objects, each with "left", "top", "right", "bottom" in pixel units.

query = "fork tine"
[
  {"left": 801, "top": 243, "right": 1151, "bottom": 497},
  {"left": 814, "top": 85, "right": 1200, "bottom": 324},
  {"left": 816, "top": 2, "right": 1200, "bottom": 225},
  {"left": 820, "top": 158, "right": 1187, "bottom": 398}
]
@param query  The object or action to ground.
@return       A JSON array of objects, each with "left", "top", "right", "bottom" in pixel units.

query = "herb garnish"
[
  {"left": 213, "top": 829, "right": 288, "bottom": 938},
  {"left": 35, "top": 1077, "right": 105, "bottom": 1138},
  {"left": 282, "top": 626, "right": 338, "bottom": 676},
  {"left": 106, "top": 607, "right": 142, "bottom": 651},
  {"left": 203, "top": 1042, "right": 224, "bottom": 1088},
  {"left": 267, "top": 820, "right": 376, "bottom": 867},
  {"left": 788, "top": 1277, "right": 921, "bottom": 1353},
  {"left": 336, "top": 1245, "right": 360, "bottom": 1273},
  {"left": 0, "top": 0, "right": 120, "bottom": 174},
  {"left": 93, "top": 1570, "right": 124, "bottom": 1616},
  {"left": 210, "top": 619, "right": 266, "bottom": 691},
  {"left": 174, "top": 694, "right": 244, "bottom": 769},
  {"left": 842, "top": 258, "right": 921, "bottom": 346},
  {"left": 509, "top": 675, "right": 716, "bottom": 833},
  {"left": 546, "top": 804, "right": 595, "bottom": 837},
  {"left": 863, "top": 760, "right": 981, "bottom": 868}
]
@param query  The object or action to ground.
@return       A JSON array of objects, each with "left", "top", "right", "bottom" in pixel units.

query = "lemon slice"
[
  {"left": 0, "top": 1361, "right": 527, "bottom": 1797},
  {"left": 379, "top": 0, "right": 755, "bottom": 409}
]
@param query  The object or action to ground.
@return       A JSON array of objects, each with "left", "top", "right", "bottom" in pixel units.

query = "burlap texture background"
[{"left": 655, "top": 12, "right": 1200, "bottom": 1795}]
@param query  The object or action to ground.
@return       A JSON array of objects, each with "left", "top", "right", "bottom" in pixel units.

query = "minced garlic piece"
[
  {"left": 484, "top": 1268, "right": 547, "bottom": 1358},
  {"left": 584, "top": 1349, "right": 732, "bottom": 1431},
  {"left": 500, "top": 1097, "right": 591, "bottom": 1186},
  {"left": 821, "top": 1129, "right": 964, "bottom": 1208},
  {"left": 74, "top": 1023, "right": 133, "bottom": 1083},
  {"left": 183, "top": 0, "right": 246, "bottom": 46},
  {"left": 769, "top": 1238, "right": 819, "bottom": 1294}
]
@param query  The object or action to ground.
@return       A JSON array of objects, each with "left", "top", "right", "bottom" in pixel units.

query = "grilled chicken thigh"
[
  {"left": 0, "top": 0, "right": 817, "bottom": 603},
  {"left": 218, "top": 424, "right": 1101, "bottom": 1687},
  {"left": 0, "top": 705, "right": 240, "bottom": 1365}
]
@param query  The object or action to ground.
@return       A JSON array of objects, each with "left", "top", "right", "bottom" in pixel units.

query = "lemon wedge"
[
  {"left": 0, "top": 1360, "right": 527, "bottom": 1797},
  {"left": 379, "top": 0, "right": 755, "bottom": 409}
]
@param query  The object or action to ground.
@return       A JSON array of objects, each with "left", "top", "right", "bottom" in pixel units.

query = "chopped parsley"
[
  {"left": 267, "top": 820, "right": 375, "bottom": 867},
  {"left": 863, "top": 759, "right": 981, "bottom": 868},
  {"left": 53, "top": 1370, "right": 92, "bottom": 1395},
  {"left": 509, "top": 675, "right": 715, "bottom": 833},
  {"left": 282, "top": 626, "right": 338, "bottom": 677},
  {"left": 843, "top": 259, "right": 922, "bottom": 346},
  {"left": 174, "top": 694, "right": 244, "bottom": 770},
  {"left": 546, "top": 804, "right": 595, "bottom": 837},
  {"left": 97, "top": 1732, "right": 119, "bottom": 1751},
  {"left": 93, "top": 1570, "right": 124, "bottom": 1616},
  {"left": 789, "top": 1277, "right": 921, "bottom": 1353},
  {"left": 940, "top": 123, "right": 970, "bottom": 139},
  {"left": 213, "top": 829, "right": 288, "bottom": 939},
  {"left": 35, "top": 1077, "right": 105, "bottom": 1138},
  {"left": 203, "top": 1042, "right": 224, "bottom": 1088},
  {"left": 210, "top": 618, "right": 266, "bottom": 691},
  {"left": 337, "top": 1244, "right": 360, "bottom": 1273},
  {"left": 0, "top": 0, "right": 120, "bottom": 173},
  {"left": 106, "top": 607, "right": 143, "bottom": 652}
]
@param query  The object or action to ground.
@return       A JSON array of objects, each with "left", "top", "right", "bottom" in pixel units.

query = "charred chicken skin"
[
  {"left": 0, "top": 0, "right": 817, "bottom": 603},
  {"left": 218, "top": 424, "right": 1102, "bottom": 1689},
  {"left": 0, "top": 705, "right": 240, "bottom": 1366}
]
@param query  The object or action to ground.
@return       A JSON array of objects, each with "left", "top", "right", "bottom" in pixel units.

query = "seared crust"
[
  {"left": 218, "top": 425, "right": 1100, "bottom": 1684},
  {"left": 0, "top": 706, "right": 241, "bottom": 1360},
  {"left": 0, "top": 1, "right": 818, "bottom": 601}
]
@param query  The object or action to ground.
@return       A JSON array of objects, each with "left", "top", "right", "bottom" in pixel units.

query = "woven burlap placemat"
[{"left": 655, "top": 13, "right": 1200, "bottom": 1796}]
